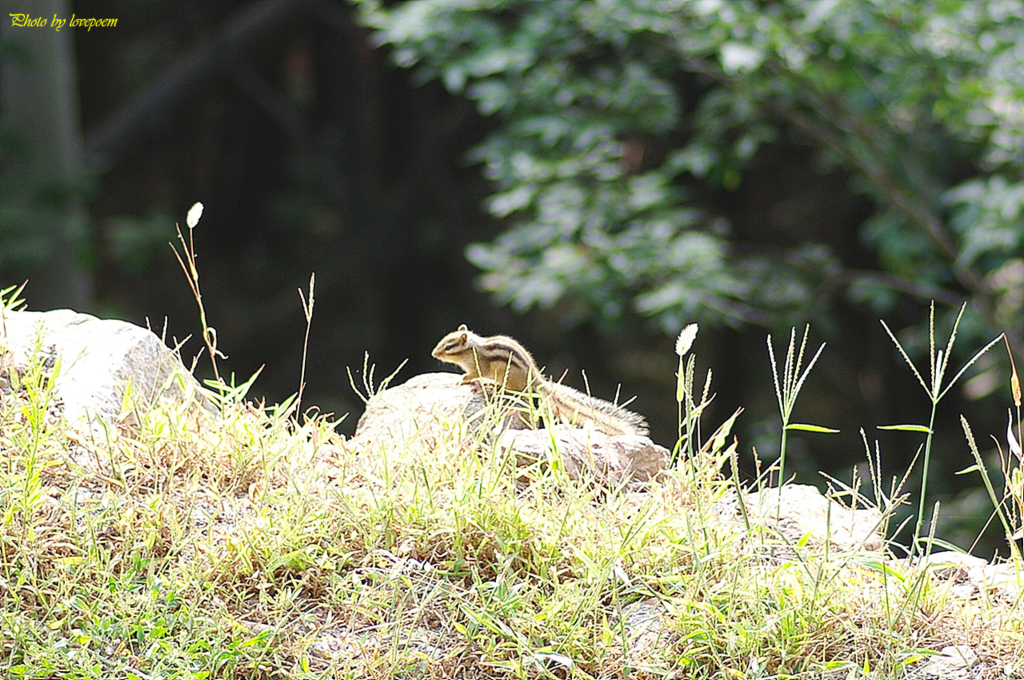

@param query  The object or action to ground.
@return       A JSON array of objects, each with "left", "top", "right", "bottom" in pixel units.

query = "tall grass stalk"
[
  {"left": 296, "top": 272, "right": 316, "bottom": 417},
  {"left": 879, "top": 302, "right": 1003, "bottom": 547},
  {"left": 961, "top": 416, "right": 1023, "bottom": 562},
  {"left": 170, "top": 202, "right": 224, "bottom": 384},
  {"left": 672, "top": 323, "right": 706, "bottom": 470},
  {"left": 766, "top": 325, "right": 835, "bottom": 516}
]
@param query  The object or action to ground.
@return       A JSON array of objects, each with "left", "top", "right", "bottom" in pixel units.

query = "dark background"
[{"left": 1, "top": 0, "right": 1017, "bottom": 553}]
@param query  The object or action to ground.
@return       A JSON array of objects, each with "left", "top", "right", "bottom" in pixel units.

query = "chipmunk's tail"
[{"left": 538, "top": 382, "right": 649, "bottom": 437}]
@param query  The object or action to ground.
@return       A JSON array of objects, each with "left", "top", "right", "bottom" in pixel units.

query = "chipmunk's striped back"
[{"left": 432, "top": 325, "right": 648, "bottom": 437}]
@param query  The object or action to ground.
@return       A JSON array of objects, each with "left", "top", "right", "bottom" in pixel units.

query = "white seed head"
[
  {"left": 186, "top": 202, "right": 204, "bottom": 229},
  {"left": 675, "top": 323, "right": 699, "bottom": 357}
]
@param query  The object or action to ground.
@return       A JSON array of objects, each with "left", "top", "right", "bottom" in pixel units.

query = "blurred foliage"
[
  {"left": 0, "top": 35, "right": 174, "bottom": 292},
  {"left": 356, "top": 0, "right": 1024, "bottom": 350},
  {"left": 0, "top": 129, "right": 175, "bottom": 283},
  {"left": 0, "top": 130, "right": 91, "bottom": 272}
]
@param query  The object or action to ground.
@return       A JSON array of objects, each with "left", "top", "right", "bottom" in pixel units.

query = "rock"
[
  {"left": 715, "top": 483, "right": 885, "bottom": 552},
  {"left": 351, "top": 372, "right": 667, "bottom": 485},
  {"left": 907, "top": 645, "right": 980, "bottom": 680},
  {"left": 618, "top": 598, "right": 669, "bottom": 668},
  {"left": 350, "top": 373, "right": 523, "bottom": 452},
  {"left": 917, "top": 551, "right": 1021, "bottom": 602},
  {"left": 1, "top": 308, "right": 213, "bottom": 436},
  {"left": 497, "top": 427, "right": 667, "bottom": 485}
]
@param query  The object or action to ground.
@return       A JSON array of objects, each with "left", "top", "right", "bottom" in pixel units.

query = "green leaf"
[
  {"left": 785, "top": 423, "right": 839, "bottom": 433},
  {"left": 877, "top": 424, "right": 932, "bottom": 433}
]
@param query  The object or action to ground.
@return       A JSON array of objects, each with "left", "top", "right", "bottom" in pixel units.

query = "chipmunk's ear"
[{"left": 458, "top": 324, "right": 468, "bottom": 331}]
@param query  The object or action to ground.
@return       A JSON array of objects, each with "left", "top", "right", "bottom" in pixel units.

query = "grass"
[
  {"left": 1, "top": 210, "right": 1022, "bottom": 679},
  {"left": 1, "top": 317, "right": 1022, "bottom": 679}
]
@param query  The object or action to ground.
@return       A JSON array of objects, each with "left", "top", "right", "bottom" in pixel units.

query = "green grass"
[{"left": 1, "top": 340, "right": 1022, "bottom": 680}]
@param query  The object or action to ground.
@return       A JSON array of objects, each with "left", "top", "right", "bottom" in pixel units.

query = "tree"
[{"left": 355, "top": 0, "right": 1024, "bottom": 356}]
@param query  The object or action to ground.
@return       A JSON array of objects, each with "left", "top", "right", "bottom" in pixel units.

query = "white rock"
[
  {"left": 716, "top": 483, "right": 885, "bottom": 552},
  {"left": 918, "top": 551, "right": 1022, "bottom": 602},
  {"left": 497, "top": 426, "right": 667, "bottom": 485},
  {"left": 910, "top": 645, "right": 979, "bottom": 679},
  {"left": 351, "top": 372, "right": 667, "bottom": 486},
  {"left": 1, "top": 308, "right": 212, "bottom": 435}
]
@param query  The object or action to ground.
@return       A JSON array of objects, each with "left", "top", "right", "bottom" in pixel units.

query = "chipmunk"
[{"left": 431, "top": 325, "right": 648, "bottom": 437}]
